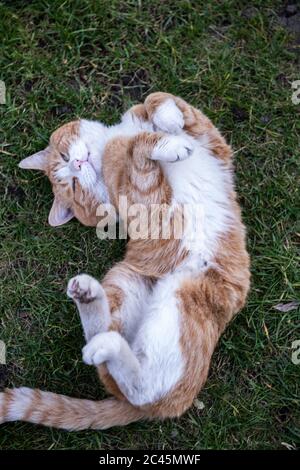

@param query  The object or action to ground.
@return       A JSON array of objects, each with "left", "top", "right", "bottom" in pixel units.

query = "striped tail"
[{"left": 0, "top": 388, "right": 145, "bottom": 430}]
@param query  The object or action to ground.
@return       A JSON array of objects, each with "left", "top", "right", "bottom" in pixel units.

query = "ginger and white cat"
[{"left": 0, "top": 93, "right": 250, "bottom": 430}]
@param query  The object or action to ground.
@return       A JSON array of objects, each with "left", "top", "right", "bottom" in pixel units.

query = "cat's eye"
[{"left": 60, "top": 152, "right": 69, "bottom": 162}]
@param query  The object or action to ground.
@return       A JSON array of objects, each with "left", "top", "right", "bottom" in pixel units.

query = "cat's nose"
[{"left": 73, "top": 159, "right": 87, "bottom": 171}]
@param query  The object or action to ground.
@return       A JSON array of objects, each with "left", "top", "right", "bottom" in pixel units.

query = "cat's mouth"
[{"left": 72, "top": 155, "right": 98, "bottom": 190}]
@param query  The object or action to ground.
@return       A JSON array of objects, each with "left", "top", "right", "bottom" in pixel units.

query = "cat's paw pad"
[
  {"left": 82, "top": 332, "right": 121, "bottom": 365},
  {"left": 67, "top": 274, "right": 103, "bottom": 304},
  {"left": 153, "top": 99, "right": 184, "bottom": 134},
  {"left": 152, "top": 135, "right": 194, "bottom": 162}
]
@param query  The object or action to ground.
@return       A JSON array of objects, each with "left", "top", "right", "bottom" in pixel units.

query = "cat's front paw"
[
  {"left": 152, "top": 99, "right": 184, "bottom": 134},
  {"left": 152, "top": 135, "right": 194, "bottom": 163},
  {"left": 67, "top": 274, "right": 104, "bottom": 304},
  {"left": 82, "top": 331, "right": 121, "bottom": 365}
]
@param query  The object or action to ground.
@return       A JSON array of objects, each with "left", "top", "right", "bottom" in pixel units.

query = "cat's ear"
[
  {"left": 48, "top": 198, "right": 74, "bottom": 227},
  {"left": 18, "top": 147, "right": 50, "bottom": 171}
]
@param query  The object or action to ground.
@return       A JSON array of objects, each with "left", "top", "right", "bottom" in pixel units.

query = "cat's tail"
[{"left": 0, "top": 387, "right": 145, "bottom": 430}]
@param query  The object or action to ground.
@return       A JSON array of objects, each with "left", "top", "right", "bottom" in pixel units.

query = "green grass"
[{"left": 0, "top": 0, "right": 299, "bottom": 450}]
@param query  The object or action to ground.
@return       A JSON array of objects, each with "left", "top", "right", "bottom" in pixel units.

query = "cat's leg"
[
  {"left": 67, "top": 265, "right": 151, "bottom": 341},
  {"left": 130, "top": 131, "right": 194, "bottom": 167},
  {"left": 99, "top": 264, "right": 152, "bottom": 398},
  {"left": 101, "top": 262, "right": 152, "bottom": 336},
  {"left": 67, "top": 272, "right": 121, "bottom": 399},
  {"left": 82, "top": 330, "right": 143, "bottom": 403},
  {"left": 119, "top": 131, "right": 194, "bottom": 213},
  {"left": 145, "top": 93, "right": 185, "bottom": 135},
  {"left": 145, "top": 92, "right": 211, "bottom": 135},
  {"left": 150, "top": 133, "right": 194, "bottom": 162},
  {"left": 67, "top": 274, "right": 110, "bottom": 342},
  {"left": 122, "top": 94, "right": 184, "bottom": 134},
  {"left": 67, "top": 266, "right": 151, "bottom": 399},
  {"left": 144, "top": 92, "right": 232, "bottom": 161},
  {"left": 122, "top": 99, "right": 183, "bottom": 136},
  {"left": 82, "top": 331, "right": 139, "bottom": 374},
  {"left": 123, "top": 93, "right": 231, "bottom": 161}
]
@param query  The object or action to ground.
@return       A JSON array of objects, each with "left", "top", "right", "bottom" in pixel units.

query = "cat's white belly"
[{"left": 121, "top": 270, "right": 187, "bottom": 406}]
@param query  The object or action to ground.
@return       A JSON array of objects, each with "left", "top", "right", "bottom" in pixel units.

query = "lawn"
[{"left": 0, "top": 0, "right": 299, "bottom": 450}]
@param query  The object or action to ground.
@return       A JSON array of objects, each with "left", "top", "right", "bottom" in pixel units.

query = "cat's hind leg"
[
  {"left": 67, "top": 274, "right": 110, "bottom": 342},
  {"left": 82, "top": 330, "right": 142, "bottom": 403},
  {"left": 67, "top": 264, "right": 152, "bottom": 342},
  {"left": 67, "top": 268, "right": 150, "bottom": 400},
  {"left": 67, "top": 266, "right": 153, "bottom": 399},
  {"left": 67, "top": 273, "right": 127, "bottom": 399},
  {"left": 82, "top": 331, "right": 140, "bottom": 375}
]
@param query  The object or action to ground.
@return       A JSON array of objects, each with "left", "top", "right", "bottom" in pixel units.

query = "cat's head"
[{"left": 19, "top": 120, "right": 109, "bottom": 227}]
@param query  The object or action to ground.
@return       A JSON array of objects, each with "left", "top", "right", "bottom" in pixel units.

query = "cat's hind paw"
[
  {"left": 67, "top": 274, "right": 104, "bottom": 304},
  {"left": 82, "top": 331, "right": 121, "bottom": 365}
]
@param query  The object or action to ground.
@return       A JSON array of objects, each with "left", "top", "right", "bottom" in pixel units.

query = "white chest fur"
[{"left": 161, "top": 137, "right": 234, "bottom": 265}]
